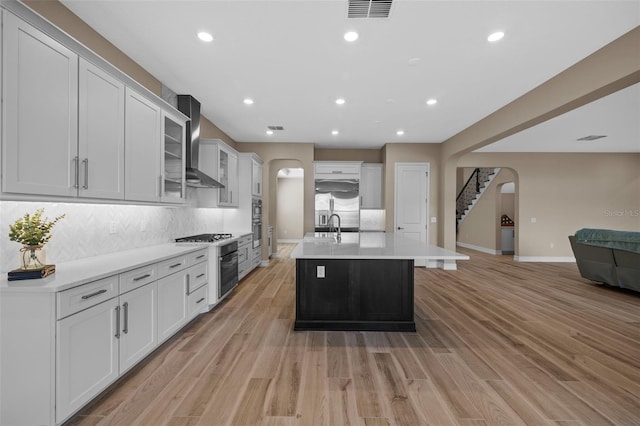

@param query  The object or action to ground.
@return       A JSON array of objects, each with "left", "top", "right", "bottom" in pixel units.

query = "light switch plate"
[{"left": 317, "top": 265, "right": 325, "bottom": 278}]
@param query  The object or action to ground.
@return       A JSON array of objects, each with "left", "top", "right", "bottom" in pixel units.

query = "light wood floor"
[{"left": 67, "top": 244, "right": 640, "bottom": 426}]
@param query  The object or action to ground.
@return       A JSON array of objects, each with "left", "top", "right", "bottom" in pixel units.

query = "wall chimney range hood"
[{"left": 177, "top": 95, "right": 224, "bottom": 188}]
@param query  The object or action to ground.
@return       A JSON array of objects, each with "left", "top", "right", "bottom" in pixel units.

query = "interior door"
[{"left": 395, "top": 163, "right": 429, "bottom": 266}]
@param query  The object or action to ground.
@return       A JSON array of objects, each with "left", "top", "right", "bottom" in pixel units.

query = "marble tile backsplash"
[{"left": 0, "top": 200, "right": 224, "bottom": 273}]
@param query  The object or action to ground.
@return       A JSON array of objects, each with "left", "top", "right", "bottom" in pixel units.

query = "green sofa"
[{"left": 569, "top": 228, "right": 640, "bottom": 292}]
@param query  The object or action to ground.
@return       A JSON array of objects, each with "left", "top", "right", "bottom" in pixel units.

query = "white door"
[
  {"left": 124, "top": 87, "right": 161, "bottom": 202},
  {"left": 56, "top": 298, "right": 119, "bottom": 423},
  {"left": 395, "top": 163, "right": 429, "bottom": 266},
  {"left": 78, "top": 58, "right": 125, "bottom": 200},
  {"left": 119, "top": 283, "right": 158, "bottom": 373},
  {"left": 3, "top": 12, "right": 79, "bottom": 196},
  {"left": 157, "top": 271, "right": 188, "bottom": 343}
]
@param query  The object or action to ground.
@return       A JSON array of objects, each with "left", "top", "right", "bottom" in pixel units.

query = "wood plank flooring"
[{"left": 66, "top": 245, "right": 640, "bottom": 426}]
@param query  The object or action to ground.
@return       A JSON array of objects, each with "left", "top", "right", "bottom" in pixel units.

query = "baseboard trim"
[
  {"left": 514, "top": 256, "right": 576, "bottom": 263},
  {"left": 456, "top": 242, "right": 499, "bottom": 255},
  {"left": 260, "top": 260, "right": 270, "bottom": 267}
]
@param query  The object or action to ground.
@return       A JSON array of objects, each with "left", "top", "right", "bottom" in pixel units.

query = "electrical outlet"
[
  {"left": 530, "top": 217, "right": 537, "bottom": 223},
  {"left": 317, "top": 265, "right": 325, "bottom": 278},
  {"left": 430, "top": 217, "right": 437, "bottom": 223},
  {"left": 109, "top": 221, "right": 117, "bottom": 234}
]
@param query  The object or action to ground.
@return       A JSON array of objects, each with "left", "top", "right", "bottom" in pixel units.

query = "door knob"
[{"left": 397, "top": 226, "right": 404, "bottom": 230}]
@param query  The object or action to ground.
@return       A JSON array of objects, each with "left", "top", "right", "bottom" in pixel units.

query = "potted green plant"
[{"left": 9, "top": 209, "right": 65, "bottom": 270}]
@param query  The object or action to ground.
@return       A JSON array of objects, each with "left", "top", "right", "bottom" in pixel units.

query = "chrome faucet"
[{"left": 328, "top": 213, "right": 341, "bottom": 242}]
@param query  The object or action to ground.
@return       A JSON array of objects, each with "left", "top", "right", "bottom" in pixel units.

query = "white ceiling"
[{"left": 60, "top": 0, "right": 639, "bottom": 151}]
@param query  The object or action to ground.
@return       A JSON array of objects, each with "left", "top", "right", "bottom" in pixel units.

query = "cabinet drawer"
[
  {"left": 238, "top": 234, "right": 252, "bottom": 247},
  {"left": 238, "top": 246, "right": 248, "bottom": 263},
  {"left": 188, "top": 249, "right": 208, "bottom": 265},
  {"left": 252, "top": 247, "right": 262, "bottom": 261},
  {"left": 238, "top": 259, "right": 250, "bottom": 279},
  {"left": 188, "top": 262, "right": 208, "bottom": 294},
  {"left": 158, "top": 255, "right": 188, "bottom": 277},
  {"left": 120, "top": 264, "right": 158, "bottom": 293},
  {"left": 57, "top": 276, "right": 118, "bottom": 319},
  {"left": 187, "top": 285, "right": 208, "bottom": 320},
  {"left": 251, "top": 252, "right": 261, "bottom": 268}
]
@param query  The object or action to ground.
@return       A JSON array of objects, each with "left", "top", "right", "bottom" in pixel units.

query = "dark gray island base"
[{"left": 295, "top": 258, "right": 415, "bottom": 332}]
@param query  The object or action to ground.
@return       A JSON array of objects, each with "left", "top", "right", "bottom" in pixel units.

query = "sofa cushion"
[{"left": 575, "top": 228, "right": 640, "bottom": 254}]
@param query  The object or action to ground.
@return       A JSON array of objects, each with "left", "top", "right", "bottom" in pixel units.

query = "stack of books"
[{"left": 7, "top": 265, "right": 56, "bottom": 281}]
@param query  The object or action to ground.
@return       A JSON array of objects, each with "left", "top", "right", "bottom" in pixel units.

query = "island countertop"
[{"left": 291, "top": 232, "right": 470, "bottom": 261}]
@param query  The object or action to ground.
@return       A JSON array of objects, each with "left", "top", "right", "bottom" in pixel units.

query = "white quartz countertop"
[
  {"left": 0, "top": 243, "right": 210, "bottom": 293},
  {"left": 291, "top": 232, "right": 470, "bottom": 260}
]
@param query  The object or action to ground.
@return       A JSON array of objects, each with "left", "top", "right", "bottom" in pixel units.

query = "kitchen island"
[{"left": 291, "top": 232, "right": 469, "bottom": 331}]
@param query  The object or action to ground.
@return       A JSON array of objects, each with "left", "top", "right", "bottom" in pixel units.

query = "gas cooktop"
[{"left": 175, "top": 233, "right": 233, "bottom": 243}]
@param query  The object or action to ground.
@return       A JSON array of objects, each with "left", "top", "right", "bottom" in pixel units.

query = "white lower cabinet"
[
  {"left": 0, "top": 247, "right": 208, "bottom": 425},
  {"left": 56, "top": 297, "right": 119, "bottom": 423},
  {"left": 56, "top": 281, "right": 157, "bottom": 423},
  {"left": 157, "top": 270, "right": 188, "bottom": 342},
  {"left": 119, "top": 283, "right": 158, "bottom": 372}
]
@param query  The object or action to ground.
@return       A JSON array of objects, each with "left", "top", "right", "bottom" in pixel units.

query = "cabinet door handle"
[
  {"left": 196, "top": 297, "right": 205, "bottom": 304},
  {"left": 397, "top": 226, "right": 405, "bottom": 230},
  {"left": 257, "top": 182, "right": 260, "bottom": 194},
  {"left": 196, "top": 254, "right": 206, "bottom": 259},
  {"left": 83, "top": 158, "right": 89, "bottom": 189},
  {"left": 159, "top": 175, "right": 163, "bottom": 198},
  {"left": 115, "top": 305, "right": 121, "bottom": 339},
  {"left": 81, "top": 289, "right": 107, "bottom": 300},
  {"left": 170, "top": 262, "right": 182, "bottom": 269},
  {"left": 73, "top": 156, "right": 79, "bottom": 189},
  {"left": 122, "top": 302, "right": 129, "bottom": 334},
  {"left": 186, "top": 274, "right": 190, "bottom": 295},
  {"left": 196, "top": 273, "right": 205, "bottom": 278},
  {"left": 133, "top": 273, "right": 151, "bottom": 281}
]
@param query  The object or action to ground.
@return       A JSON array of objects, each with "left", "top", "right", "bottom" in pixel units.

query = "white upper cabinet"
[
  {"left": 252, "top": 157, "right": 263, "bottom": 197},
  {"left": 197, "top": 139, "right": 239, "bottom": 207},
  {"left": 218, "top": 144, "right": 239, "bottom": 207},
  {"left": 2, "top": 12, "right": 79, "bottom": 196},
  {"left": 1, "top": 8, "right": 187, "bottom": 206},
  {"left": 360, "top": 163, "right": 384, "bottom": 209},
  {"left": 161, "top": 111, "right": 187, "bottom": 203},
  {"left": 124, "top": 88, "right": 161, "bottom": 202},
  {"left": 78, "top": 58, "right": 125, "bottom": 200},
  {"left": 314, "top": 161, "right": 361, "bottom": 178}
]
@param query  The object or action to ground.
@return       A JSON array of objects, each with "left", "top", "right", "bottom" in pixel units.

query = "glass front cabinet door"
[{"left": 161, "top": 111, "right": 187, "bottom": 203}]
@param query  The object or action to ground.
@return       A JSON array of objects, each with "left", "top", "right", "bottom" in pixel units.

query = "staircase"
[{"left": 456, "top": 168, "right": 500, "bottom": 227}]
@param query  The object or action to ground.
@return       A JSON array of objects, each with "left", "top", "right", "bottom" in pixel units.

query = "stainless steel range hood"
[{"left": 177, "top": 95, "right": 224, "bottom": 188}]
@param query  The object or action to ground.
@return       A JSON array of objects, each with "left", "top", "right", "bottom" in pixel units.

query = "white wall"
[
  {"left": 0, "top": 195, "right": 223, "bottom": 273},
  {"left": 276, "top": 176, "right": 304, "bottom": 240}
]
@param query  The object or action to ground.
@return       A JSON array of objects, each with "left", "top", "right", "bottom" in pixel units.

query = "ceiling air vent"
[
  {"left": 577, "top": 135, "right": 607, "bottom": 141},
  {"left": 268, "top": 125, "right": 284, "bottom": 131},
  {"left": 348, "top": 0, "right": 392, "bottom": 18}
]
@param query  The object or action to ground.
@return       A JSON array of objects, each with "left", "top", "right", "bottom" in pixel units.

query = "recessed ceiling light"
[
  {"left": 335, "top": 98, "right": 346, "bottom": 105},
  {"left": 396, "top": 130, "right": 405, "bottom": 136},
  {"left": 426, "top": 98, "right": 437, "bottom": 105},
  {"left": 266, "top": 130, "right": 274, "bottom": 135},
  {"left": 243, "top": 98, "right": 254, "bottom": 105},
  {"left": 332, "top": 130, "right": 339, "bottom": 135},
  {"left": 344, "top": 31, "right": 359, "bottom": 42},
  {"left": 197, "top": 32, "right": 214, "bottom": 42},
  {"left": 487, "top": 31, "right": 504, "bottom": 42}
]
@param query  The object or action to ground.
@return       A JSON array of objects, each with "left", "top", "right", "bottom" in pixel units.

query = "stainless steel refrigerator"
[{"left": 314, "top": 178, "right": 360, "bottom": 232}]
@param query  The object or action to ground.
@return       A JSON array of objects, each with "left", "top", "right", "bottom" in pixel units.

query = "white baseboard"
[
  {"left": 277, "top": 239, "right": 302, "bottom": 243},
  {"left": 514, "top": 256, "right": 576, "bottom": 263},
  {"left": 439, "top": 260, "right": 458, "bottom": 270},
  {"left": 456, "top": 241, "right": 499, "bottom": 255},
  {"left": 260, "top": 260, "right": 270, "bottom": 267}
]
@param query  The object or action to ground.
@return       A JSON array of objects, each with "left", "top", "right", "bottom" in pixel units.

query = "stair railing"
[{"left": 456, "top": 168, "right": 481, "bottom": 220}]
